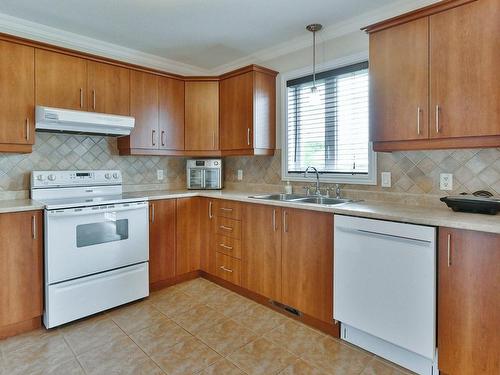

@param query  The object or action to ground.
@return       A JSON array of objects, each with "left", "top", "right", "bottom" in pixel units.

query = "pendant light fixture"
[{"left": 306, "top": 23, "right": 323, "bottom": 102}]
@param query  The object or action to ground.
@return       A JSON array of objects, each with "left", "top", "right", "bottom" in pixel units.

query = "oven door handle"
[{"left": 46, "top": 202, "right": 148, "bottom": 217}]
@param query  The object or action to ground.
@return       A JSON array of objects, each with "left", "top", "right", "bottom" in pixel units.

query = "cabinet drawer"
[
  {"left": 214, "top": 234, "right": 241, "bottom": 259},
  {"left": 215, "top": 217, "right": 241, "bottom": 239},
  {"left": 214, "top": 200, "right": 241, "bottom": 220},
  {"left": 216, "top": 252, "right": 241, "bottom": 286}
]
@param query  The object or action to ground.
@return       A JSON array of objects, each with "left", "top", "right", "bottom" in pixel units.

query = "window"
[{"left": 283, "top": 59, "right": 376, "bottom": 185}]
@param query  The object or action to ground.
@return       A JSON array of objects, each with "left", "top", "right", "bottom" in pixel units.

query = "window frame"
[{"left": 280, "top": 51, "right": 377, "bottom": 185}]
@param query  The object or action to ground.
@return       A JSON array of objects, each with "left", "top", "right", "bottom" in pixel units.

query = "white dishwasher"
[{"left": 334, "top": 215, "right": 437, "bottom": 375}]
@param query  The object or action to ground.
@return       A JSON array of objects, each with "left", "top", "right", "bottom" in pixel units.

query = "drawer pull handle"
[
  {"left": 220, "top": 207, "right": 233, "bottom": 211},
  {"left": 219, "top": 266, "right": 233, "bottom": 273},
  {"left": 447, "top": 233, "right": 452, "bottom": 267},
  {"left": 219, "top": 243, "right": 233, "bottom": 250},
  {"left": 220, "top": 225, "right": 233, "bottom": 231}
]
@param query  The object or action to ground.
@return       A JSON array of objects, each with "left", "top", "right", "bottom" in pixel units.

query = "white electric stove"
[{"left": 31, "top": 170, "right": 149, "bottom": 328}]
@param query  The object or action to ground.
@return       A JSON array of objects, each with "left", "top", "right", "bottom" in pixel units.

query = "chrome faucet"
[{"left": 304, "top": 166, "right": 321, "bottom": 196}]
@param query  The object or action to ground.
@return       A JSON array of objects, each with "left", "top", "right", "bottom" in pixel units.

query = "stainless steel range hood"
[{"left": 35, "top": 106, "right": 135, "bottom": 136}]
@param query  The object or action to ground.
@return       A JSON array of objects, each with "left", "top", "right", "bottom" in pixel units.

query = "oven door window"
[
  {"left": 76, "top": 218, "right": 129, "bottom": 248},
  {"left": 205, "top": 169, "right": 220, "bottom": 189},
  {"left": 189, "top": 169, "right": 204, "bottom": 188}
]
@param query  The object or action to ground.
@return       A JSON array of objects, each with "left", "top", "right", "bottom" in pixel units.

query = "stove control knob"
[
  {"left": 36, "top": 174, "right": 45, "bottom": 181},
  {"left": 105, "top": 173, "right": 111, "bottom": 179},
  {"left": 48, "top": 174, "right": 56, "bottom": 181},
  {"left": 112, "top": 172, "right": 119, "bottom": 179}
]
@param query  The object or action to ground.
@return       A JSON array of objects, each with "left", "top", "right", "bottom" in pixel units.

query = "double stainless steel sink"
[{"left": 248, "top": 193, "right": 353, "bottom": 206}]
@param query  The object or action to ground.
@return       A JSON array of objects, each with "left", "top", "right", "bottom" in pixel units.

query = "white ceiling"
[{"left": 0, "top": 0, "right": 438, "bottom": 73}]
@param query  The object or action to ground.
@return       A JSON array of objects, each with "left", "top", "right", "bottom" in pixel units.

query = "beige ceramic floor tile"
[
  {"left": 170, "top": 304, "right": 227, "bottom": 335},
  {"left": 205, "top": 291, "right": 256, "bottom": 318},
  {"left": 28, "top": 358, "right": 85, "bottom": 375},
  {"left": 149, "top": 290, "right": 199, "bottom": 317},
  {"left": 228, "top": 338, "right": 297, "bottom": 375},
  {"left": 129, "top": 318, "right": 192, "bottom": 356},
  {"left": 109, "top": 300, "right": 166, "bottom": 334},
  {"left": 77, "top": 336, "right": 163, "bottom": 375},
  {"left": 2, "top": 334, "right": 75, "bottom": 375},
  {"left": 150, "top": 337, "right": 222, "bottom": 375},
  {"left": 278, "top": 358, "right": 329, "bottom": 375},
  {"left": 175, "top": 278, "right": 222, "bottom": 296},
  {"left": 300, "top": 336, "right": 373, "bottom": 374},
  {"left": 361, "top": 357, "right": 415, "bottom": 375},
  {"left": 0, "top": 327, "right": 60, "bottom": 356},
  {"left": 265, "top": 320, "right": 325, "bottom": 356},
  {"left": 61, "top": 315, "right": 127, "bottom": 355},
  {"left": 231, "top": 303, "right": 288, "bottom": 335},
  {"left": 148, "top": 285, "right": 183, "bottom": 304},
  {"left": 195, "top": 319, "right": 258, "bottom": 356},
  {"left": 198, "top": 358, "right": 246, "bottom": 375}
]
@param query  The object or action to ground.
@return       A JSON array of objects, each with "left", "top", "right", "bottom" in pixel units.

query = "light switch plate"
[
  {"left": 237, "top": 170, "right": 243, "bottom": 181},
  {"left": 440, "top": 173, "right": 453, "bottom": 191},
  {"left": 157, "top": 169, "right": 164, "bottom": 181},
  {"left": 381, "top": 172, "right": 391, "bottom": 188}
]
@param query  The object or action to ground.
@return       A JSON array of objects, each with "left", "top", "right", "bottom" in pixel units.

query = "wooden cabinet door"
[
  {"left": 185, "top": 81, "right": 219, "bottom": 151},
  {"left": 220, "top": 72, "right": 253, "bottom": 151},
  {"left": 87, "top": 61, "right": 130, "bottom": 115},
  {"left": 129, "top": 70, "right": 159, "bottom": 149},
  {"left": 370, "top": 17, "right": 429, "bottom": 142},
  {"left": 241, "top": 204, "right": 282, "bottom": 301},
  {"left": 176, "top": 197, "right": 202, "bottom": 275},
  {"left": 281, "top": 208, "right": 333, "bottom": 323},
  {"left": 430, "top": 0, "right": 500, "bottom": 139},
  {"left": 0, "top": 211, "right": 42, "bottom": 329},
  {"left": 149, "top": 200, "right": 176, "bottom": 284},
  {"left": 159, "top": 77, "right": 184, "bottom": 150},
  {"left": 438, "top": 228, "right": 500, "bottom": 375},
  {"left": 0, "top": 41, "right": 34, "bottom": 146},
  {"left": 35, "top": 49, "right": 87, "bottom": 110}
]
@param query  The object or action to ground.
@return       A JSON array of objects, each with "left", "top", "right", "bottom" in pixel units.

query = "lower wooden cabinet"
[
  {"left": 0, "top": 210, "right": 43, "bottom": 338},
  {"left": 438, "top": 228, "right": 500, "bottom": 375},
  {"left": 149, "top": 200, "right": 176, "bottom": 285},
  {"left": 215, "top": 252, "right": 241, "bottom": 285},
  {"left": 281, "top": 208, "right": 333, "bottom": 323},
  {"left": 176, "top": 197, "right": 204, "bottom": 275}
]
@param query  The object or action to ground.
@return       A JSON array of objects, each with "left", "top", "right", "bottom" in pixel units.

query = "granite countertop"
[{"left": 2, "top": 189, "right": 499, "bottom": 234}]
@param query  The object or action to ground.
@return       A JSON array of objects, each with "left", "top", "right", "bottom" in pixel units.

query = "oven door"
[
  {"left": 45, "top": 201, "right": 149, "bottom": 284},
  {"left": 204, "top": 168, "right": 221, "bottom": 189},
  {"left": 188, "top": 168, "right": 204, "bottom": 189}
]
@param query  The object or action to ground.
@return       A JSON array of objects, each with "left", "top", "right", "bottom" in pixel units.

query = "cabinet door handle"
[
  {"left": 161, "top": 131, "right": 165, "bottom": 147},
  {"left": 272, "top": 209, "right": 277, "bottom": 231},
  {"left": 247, "top": 128, "right": 251, "bottom": 146},
  {"left": 92, "top": 89, "right": 96, "bottom": 110},
  {"left": 219, "top": 265, "right": 233, "bottom": 273},
  {"left": 219, "top": 243, "right": 233, "bottom": 250},
  {"left": 435, "top": 105, "right": 440, "bottom": 133},
  {"left": 447, "top": 233, "right": 451, "bottom": 267},
  {"left": 209, "top": 201, "right": 213, "bottom": 219},
  {"left": 212, "top": 131, "right": 216, "bottom": 149},
  {"left": 32, "top": 215, "right": 37, "bottom": 240},
  {"left": 80, "top": 88, "right": 84, "bottom": 108},
  {"left": 416, "top": 107, "right": 421, "bottom": 135},
  {"left": 26, "top": 118, "right": 30, "bottom": 141},
  {"left": 283, "top": 211, "right": 288, "bottom": 233},
  {"left": 220, "top": 225, "right": 233, "bottom": 231},
  {"left": 220, "top": 207, "right": 233, "bottom": 212},
  {"left": 151, "top": 204, "right": 155, "bottom": 223},
  {"left": 152, "top": 130, "right": 156, "bottom": 146}
]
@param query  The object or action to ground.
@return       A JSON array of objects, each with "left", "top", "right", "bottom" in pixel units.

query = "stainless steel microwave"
[{"left": 187, "top": 159, "right": 223, "bottom": 190}]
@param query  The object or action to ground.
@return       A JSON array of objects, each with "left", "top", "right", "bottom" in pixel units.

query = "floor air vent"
[{"left": 270, "top": 300, "right": 302, "bottom": 317}]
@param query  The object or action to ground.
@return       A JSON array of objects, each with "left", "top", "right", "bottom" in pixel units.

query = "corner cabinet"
[
  {"left": 438, "top": 228, "right": 500, "bottom": 375},
  {"left": 0, "top": 210, "right": 43, "bottom": 339},
  {"left": 366, "top": 0, "right": 500, "bottom": 151},
  {"left": 0, "top": 40, "right": 35, "bottom": 153},
  {"left": 220, "top": 65, "right": 278, "bottom": 155}
]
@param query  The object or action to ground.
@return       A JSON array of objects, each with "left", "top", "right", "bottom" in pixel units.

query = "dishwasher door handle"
[{"left": 337, "top": 226, "right": 432, "bottom": 245}]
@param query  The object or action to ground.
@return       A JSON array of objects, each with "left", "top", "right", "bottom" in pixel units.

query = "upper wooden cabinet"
[
  {"left": 159, "top": 77, "right": 185, "bottom": 150},
  {"left": 0, "top": 210, "right": 43, "bottom": 339},
  {"left": 220, "top": 66, "right": 278, "bottom": 155},
  {"left": 366, "top": 0, "right": 500, "bottom": 151},
  {"left": 35, "top": 49, "right": 87, "bottom": 111},
  {"left": 87, "top": 61, "right": 130, "bottom": 115},
  {"left": 185, "top": 80, "right": 219, "bottom": 152},
  {"left": 438, "top": 228, "right": 500, "bottom": 375},
  {"left": 0, "top": 40, "right": 34, "bottom": 153}
]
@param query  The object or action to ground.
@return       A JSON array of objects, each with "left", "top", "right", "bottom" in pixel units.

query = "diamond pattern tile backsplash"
[
  {"left": 0, "top": 133, "right": 186, "bottom": 198},
  {"left": 225, "top": 148, "right": 500, "bottom": 204}
]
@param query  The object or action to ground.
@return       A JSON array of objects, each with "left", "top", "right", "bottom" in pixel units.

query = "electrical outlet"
[
  {"left": 440, "top": 173, "right": 453, "bottom": 191},
  {"left": 157, "top": 169, "right": 164, "bottom": 181},
  {"left": 381, "top": 172, "right": 391, "bottom": 188},
  {"left": 237, "top": 170, "right": 243, "bottom": 181}
]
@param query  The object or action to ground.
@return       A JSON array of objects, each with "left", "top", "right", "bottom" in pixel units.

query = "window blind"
[{"left": 286, "top": 61, "right": 369, "bottom": 175}]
